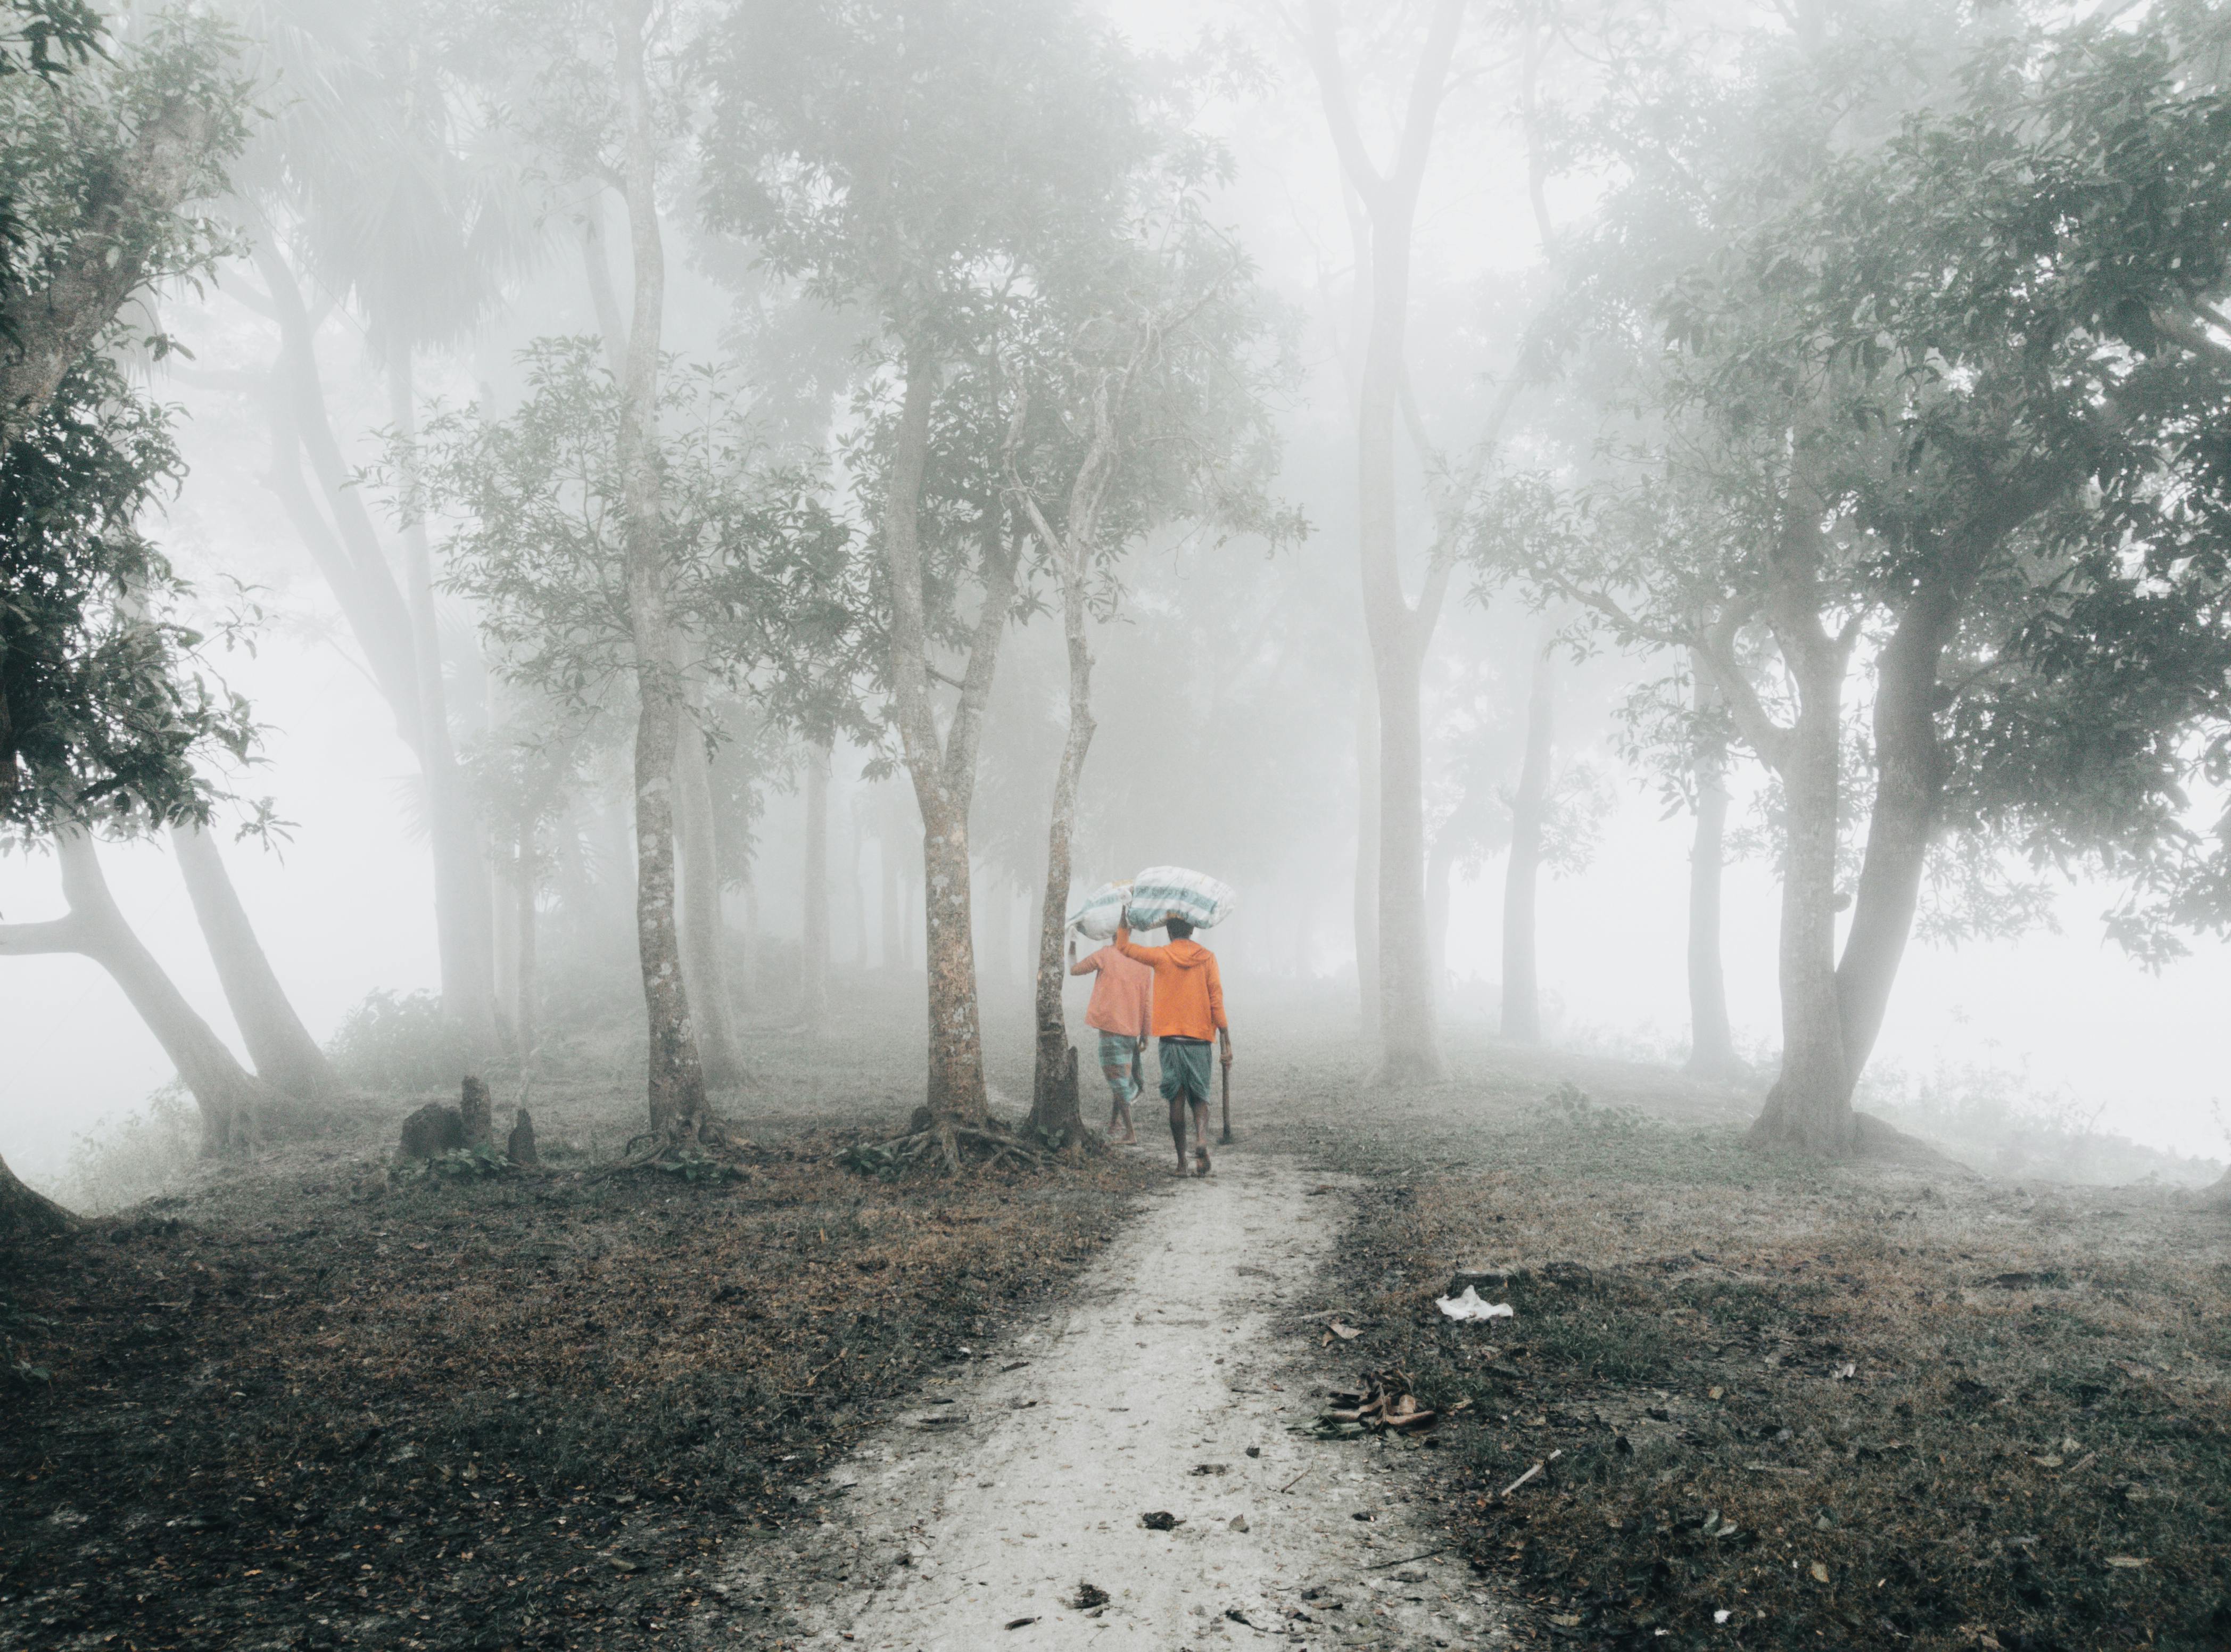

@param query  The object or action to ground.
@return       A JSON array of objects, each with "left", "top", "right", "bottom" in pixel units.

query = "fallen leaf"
[
  {"left": 2032, "top": 1455, "right": 2063, "bottom": 1468},
  {"left": 1707, "top": 1386, "right": 1725, "bottom": 1401},
  {"left": 1329, "top": 1320, "right": 1362, "bottom": 1341},
  {"left": 2105, "top": 1556, "right": 2150, "bottom": 1570},
  {"left": 1005, "top": 1616, "right": 1040, "bottom": 1630},
  {"left": 1809, "top": 1562, "right": 1830, "bottom": 1583}
]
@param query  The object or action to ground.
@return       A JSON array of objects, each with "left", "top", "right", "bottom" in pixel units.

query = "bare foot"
[{"left": 1194, "top": 1146, "right": 1212, "bottom": 1177}]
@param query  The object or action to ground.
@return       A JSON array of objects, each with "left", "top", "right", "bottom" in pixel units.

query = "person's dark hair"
[{"left": 1166, "top": 916, "right": 1195, "bottom": 940}]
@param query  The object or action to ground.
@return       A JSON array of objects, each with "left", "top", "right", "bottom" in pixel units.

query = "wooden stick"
[
  {"left": 1499, "top": 1448, "right": 1561, "bottom": 1498},
  {"left": 1279, "top": 1462, "right": 1314, "bottom": 1493},
  {"left": 1219, "top": 1054, "right": 1234, "bottom": 1145},
  {"left": 1366, "top": 1546, "right": 1450, "bottom": 1571}
]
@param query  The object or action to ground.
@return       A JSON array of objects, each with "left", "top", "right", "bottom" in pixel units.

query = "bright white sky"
[{"left": 4, "top": 0, "right": 2226, "bottom": 1184}]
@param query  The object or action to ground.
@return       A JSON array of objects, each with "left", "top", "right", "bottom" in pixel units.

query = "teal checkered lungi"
[
  {"left": 1159, "top": 1036, "right": 1213, "bottom": 1105},
  {"left": 1096, "top": 1032, "right": 1143, "bottom": 1105}
]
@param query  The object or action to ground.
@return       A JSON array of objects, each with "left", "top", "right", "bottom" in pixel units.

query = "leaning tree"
[
  {"left": 0, "top": 4, "right": 257, "bottom": 1231},
  {"left": 1485, "top": 6, "right": 2231, "bottom": 1155}
]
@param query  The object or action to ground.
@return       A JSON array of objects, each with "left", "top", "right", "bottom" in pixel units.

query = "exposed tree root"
[
  {"left": 1746, "top": 1107, "right": 1975, "bottom": 1171},
  {"left": 840, "top": 1113, "right": 1053, "bottom": 1179}
]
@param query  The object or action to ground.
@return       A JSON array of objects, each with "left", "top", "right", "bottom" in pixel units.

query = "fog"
[{"left": 6, "top": 0, "right": 2231, "bottom": 1195}]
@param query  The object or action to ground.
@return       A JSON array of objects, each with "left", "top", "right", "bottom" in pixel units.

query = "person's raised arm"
[
  {"left": 1068, "top": 934, "right": 1099, "bottom": 976},
  {"left": 1113, "top": 923, "right": 1158, "bottom": 965}
]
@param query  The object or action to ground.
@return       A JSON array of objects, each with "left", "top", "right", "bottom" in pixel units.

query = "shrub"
[
  {"left": 326, "top": 989, "right": 472, "bottom": 1094},
  {"left": 56, "top": 1083, "right": 199, "bottom": 1213}
]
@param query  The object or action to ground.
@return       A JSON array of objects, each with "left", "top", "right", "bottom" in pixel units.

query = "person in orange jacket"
[{"left": 1114, "top": 913, "right": 1232, "bottom": 1177}]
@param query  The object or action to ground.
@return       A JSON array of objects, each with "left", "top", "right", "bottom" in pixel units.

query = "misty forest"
[{"left": 6, "top": 0, "right": 2231, "bottom": 1647}]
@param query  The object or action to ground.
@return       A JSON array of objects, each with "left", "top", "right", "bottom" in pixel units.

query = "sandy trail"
[{"left": 710, "top": 1150, "right": 1505, "bottom": 1649}]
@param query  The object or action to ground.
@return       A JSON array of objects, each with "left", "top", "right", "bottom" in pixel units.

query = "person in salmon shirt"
[
  {"left": 1114, "top": 912, "right": 1232, "bottom": 1177},
  {"left": 1067, "top": 930, "right": 1154, "bottom": 1143}
]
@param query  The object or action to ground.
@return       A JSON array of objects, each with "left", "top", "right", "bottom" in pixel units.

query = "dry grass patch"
[
  {"left": 0, "top": 1128, "right": 1155, "bottom": 1651},
  {"left": 1323, "top": 1102, "right": 2231, "bottom": 1651}
]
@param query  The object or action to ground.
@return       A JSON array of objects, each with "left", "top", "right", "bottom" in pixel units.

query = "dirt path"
[{"left": 708, "top": 1150, "right": 1504, "bottom": 1649}]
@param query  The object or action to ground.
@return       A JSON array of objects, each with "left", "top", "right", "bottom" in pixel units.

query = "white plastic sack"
[
  {"left": 1123, "top": 865, "right": 1238, "bottom": 932},
  {"left": 1065, "top": 881, "right": 1133, "bottom": 941},
  {"left": 1435, "top": 1286, "right": 1515, "bottom": 1321}
]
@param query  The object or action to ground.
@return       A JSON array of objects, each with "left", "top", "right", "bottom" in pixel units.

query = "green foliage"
[
  {"left": 325, "top": 988, "right": 470, "bottom": 1094},
  {"left": 0, "top": 1, "right": 256, "bottom": 833},
  {"left": 0, "top": 354, "right": 254, "bottom": 833},
  {"left": 652, "top": 1150, "right": 743, "bottom": 1185},
  {"left": 0, "top": 4, "right": 251, "bottom": 333},
  {"left": 415, "top": 1143, "right": 510, "bottom": 1178},
  {"left": 0, "top": 0, "right": 99, "bottom": 85},
  {"left": 1541, "top": 1079, "right": 1664, "bottom": 1144},
  {"left": 1485, "top": 1, "right": 2231, "bottom": 970},
  {"left": 409, "top": 338, "right": 865, "bottom": 740}
]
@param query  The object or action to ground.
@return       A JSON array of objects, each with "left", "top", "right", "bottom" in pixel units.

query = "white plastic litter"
[
  {"left": 1434, "top": 1286, "right": 1515, "bottom": 1321},
  {"left": 1122, "top": 865, "right": 1238, "bottom": 931}
]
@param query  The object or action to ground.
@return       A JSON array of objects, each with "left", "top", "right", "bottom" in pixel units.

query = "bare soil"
[{"left": 716, "top": 1151, "right": 1500, "bottom": 1649}]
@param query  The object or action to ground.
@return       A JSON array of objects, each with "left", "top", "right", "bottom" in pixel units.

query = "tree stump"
[
  {"left": 507, "top": 1107, "right": 539, "bottom": 1168},
  {"left": 460, "top": 1076, "right": 492, "bottom": 1147},
  {"left": 399, "top": 1102, "right": 465, "bottom": 1160}
]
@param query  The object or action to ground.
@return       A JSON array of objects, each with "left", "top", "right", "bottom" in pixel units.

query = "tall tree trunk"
[
  {"left": 1029, "top": 549, "right": 1096, "bottom": 1146},
  {"left": 1835, "top": 579, "right": 1961, "bottom": 1080},
  {"left": 879, "top": 804, "right": 903, "bottom": 971},
  {"left": 169, "top": 821, "right": 338, "bottom": 1100},
  {"left": 0, "top": 1151, "right": 73, "bottom": 1237},
  {"left": 613, "top": 0, "right": 708, "bottom": 1143},
  {"left": 847, "top": 796, "right": 869, "bottom": 968},
  {"left": 0, "top": 830, "right": 277, "bottom": 1154},
  {"left": 1425, "top": 832, "right": 1453, "bottom": 1009},
  {"left": 388, "top": 358, "right": 501, "bottom": 1059},
  {"left": 801, "top": 741, "right": 831, "bottom": 1032},
  {"left": 491, "top": 854, "right": 520, "bottom": 1051},
  {"left": 879, "top": 346, "right": 1019, "bottom": 1126},
  {"left": 1308, "top": 0, "right": 1468, "bottom": 1085},
  {"left": 249, "top": 239, "right": 500, "bottom": 1061},
  {"left": 740, "top": 876, "right": 760, "bottom": 1008},
  {"left": 1353, "top": 678, "right": 1380, "bottom": 1034},
  {"left": 1684, "top": 664, "right": 1739, "bottom": 1079},
  {"left": 1747, "top": 647, "right": 1853, "bottom": 1154},
  {"left": 515, "top": 814, "right": 540, "bottom": 1069},
  {"left": 1500, "top": 641, "right": 1554, "bottom": 1043},
  {"left": 674, "top": 717, "right": 744, "bottom": 1084}
]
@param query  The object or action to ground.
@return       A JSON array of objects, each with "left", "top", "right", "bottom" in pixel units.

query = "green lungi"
[{"left": 1159, "top": 1036, "right": 1213, "bottom": 1105}]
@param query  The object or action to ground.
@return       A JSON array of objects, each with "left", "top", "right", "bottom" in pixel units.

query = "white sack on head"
[
  {"left": 1065, "top": 881, "right": 1133, "bottom": 941},
  {"left": 1124, "top": 866, "right": 1238, "bottom": 932}
]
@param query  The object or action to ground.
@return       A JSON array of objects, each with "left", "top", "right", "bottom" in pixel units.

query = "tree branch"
[
  {"left": 1, "top": 94, "right": 227, "bottom": 456},
  {"left": 1695, "top": 605, "right": 1792, "bottom": 772},
  {"left": 0, "top": 915, "right": 86, "bottom": 956}
]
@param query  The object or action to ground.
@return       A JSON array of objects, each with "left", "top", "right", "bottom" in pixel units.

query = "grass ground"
[
  {"left": 5, "top": 975, "right": 2227, "bottom": 1651},
  {"left": 1231, "top": 999, "right": 2231, "bottom": 1652},
  {"left": 0, "top": 980, "right": 1155, "bottom": 1652}
]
